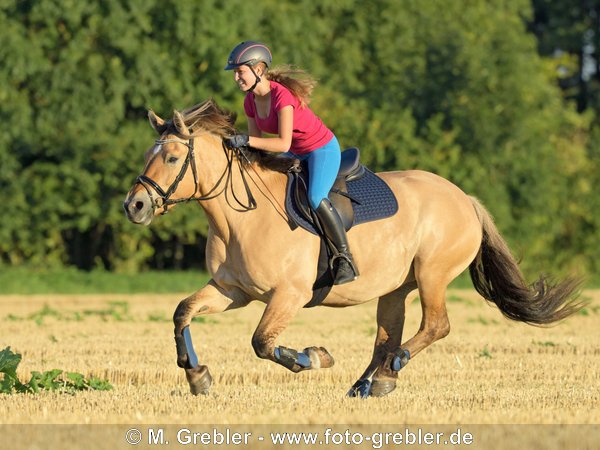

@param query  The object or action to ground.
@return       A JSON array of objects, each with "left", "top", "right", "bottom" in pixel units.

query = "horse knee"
[
  {"left": 173, "top": 301, "right": 189, "bottom": 325},
  {"left": 251, "top": 334, "right": 273, "bottom": 360}
]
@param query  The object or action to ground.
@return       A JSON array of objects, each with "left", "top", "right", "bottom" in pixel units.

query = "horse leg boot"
[
  {"left": 314, "top": 198, "right": 359, "bottom": 285},
  {"left": 174, "top": 325, "right": 213, "bottom": 396},
  {"left": 173, "top": 280, "right": 250, "bottom": 395},
  {"left": 348, "top": 284, "right": 415, "bottom": 398},
  {"left": 252, "top": 290, "right": 335, "bottom": 373}
]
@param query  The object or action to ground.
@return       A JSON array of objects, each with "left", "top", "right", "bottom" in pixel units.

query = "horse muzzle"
[{"left": 123, "top": 191, "right": 155, "bottom": 225}]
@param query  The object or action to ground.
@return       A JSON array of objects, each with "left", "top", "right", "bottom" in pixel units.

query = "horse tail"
[{"left": 467, "top": 196, "right": 583, "bottom": 325}]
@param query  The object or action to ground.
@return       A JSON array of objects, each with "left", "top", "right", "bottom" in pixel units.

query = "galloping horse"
[{"left": 124, "top": 99, "right": 581, "bottom": 397}]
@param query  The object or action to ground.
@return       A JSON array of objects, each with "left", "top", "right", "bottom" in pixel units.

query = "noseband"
[{"left": 135, "top": 137, "right": 257, "bottom": 215}]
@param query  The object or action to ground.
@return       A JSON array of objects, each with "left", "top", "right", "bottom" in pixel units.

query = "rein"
[{"left": 135, "top": 137, "right": 257, "bottom": 215}]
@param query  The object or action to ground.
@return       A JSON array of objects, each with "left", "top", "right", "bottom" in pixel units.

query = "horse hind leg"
[
  {"left": 370, "top": 268, "right": 452, "bottom": 397},
  {"left": 347, "top": 282, "right": 416, "bottom": 398}
]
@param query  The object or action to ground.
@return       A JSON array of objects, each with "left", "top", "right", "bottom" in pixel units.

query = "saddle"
[
  {"left": 284, "top": 148, "right": 398, "bottom": 307},
  {"left": 286, "top": 148, "right": 397, "bottom": 235}
]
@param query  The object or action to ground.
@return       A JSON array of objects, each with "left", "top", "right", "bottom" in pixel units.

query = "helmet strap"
[{"left": 246, "top": 65, "right": 262, "bottom": 92}]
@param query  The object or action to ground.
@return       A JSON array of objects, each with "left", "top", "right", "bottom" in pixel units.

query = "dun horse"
[{"left": 124, "top": 100, "right": 581, "bottom": 397}]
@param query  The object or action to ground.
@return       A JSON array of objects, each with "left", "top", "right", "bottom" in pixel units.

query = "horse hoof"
[
  {"left": 346, "top": 379, "right": 371, "bottom": 398},
  {"left": 304, "top": 346, "right": 335, "bottom": 369},
  {"left": 370, "top": 378, "right": 397, "bottom": 397},
  {"left": 185, "top": 365, "right": 212, "bottom": 396}
]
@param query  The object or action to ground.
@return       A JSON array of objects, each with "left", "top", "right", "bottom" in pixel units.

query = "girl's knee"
[{"left": 309, "top": 195, "right": 326, "bottom": 210}]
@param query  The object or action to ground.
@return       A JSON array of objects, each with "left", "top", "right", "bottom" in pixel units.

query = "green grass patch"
[
  {"left": 5, "top": 302, "right": 218, "bottom": 325},
  {"left": 447, "top": 294, "right": 466, "bottom": 303},
  {"left": 448, "top": 271, "right": 474, "bottom": 289},
  {"left": 478, "top": 346, "right": 493, "bottom": 359},
  {"left": 0, "top": 267, "right": 210, "bottom": 294},
  {"left": 6, "top": 302, "right": 134, "bottom": 325},
  {"left": 467, "top": 315, "right": 499, "bottom": 326},
  {"left": 0, "top": 347, "right": 112, "bottom": 394},
  {"left": 148, "top": 312, "right": 215, "bottom": 324}
]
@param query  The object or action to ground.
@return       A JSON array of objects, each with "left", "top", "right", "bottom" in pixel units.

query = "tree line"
[{"left": 0, "top": 0, "right": 598, "bottom": 278}]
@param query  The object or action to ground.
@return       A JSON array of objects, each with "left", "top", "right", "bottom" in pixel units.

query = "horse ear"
[
  {"left": 173, "top": 110, "right": 191, "bottom": 136},
  {"left": 148, "top": 110, "right": 168, "bottom": 134}
]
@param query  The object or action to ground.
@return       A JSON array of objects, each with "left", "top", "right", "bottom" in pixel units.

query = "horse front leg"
[
  {"left": 173, "top": 279, "right": 249, "bottom": 395},
  {"left": 251, "top": 290, "right": 334, "bottom": 373}
]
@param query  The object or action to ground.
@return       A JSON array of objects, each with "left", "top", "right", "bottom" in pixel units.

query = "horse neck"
[{"left": 193, "top": 134, "right": 288, "bottom": 242}]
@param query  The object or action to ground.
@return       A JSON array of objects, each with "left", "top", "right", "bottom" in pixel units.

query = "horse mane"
[
  {"left": 168, "top": 99, "right": 299, "bottom": 174},
  {"left": 172, "top": 99, "right": 237, "bottom": 138},
  {"left": 239, "top": 148, "right": 299, "bottom": 173}
]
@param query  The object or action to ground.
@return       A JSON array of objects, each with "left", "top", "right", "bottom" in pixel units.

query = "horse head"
[{"left": 123, "top": 100, "right": 237, "bottom": 225}]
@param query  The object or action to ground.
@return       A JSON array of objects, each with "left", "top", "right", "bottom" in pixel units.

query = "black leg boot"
[{"left": 314, "top": 199, "right": 359, "bottom": 285}]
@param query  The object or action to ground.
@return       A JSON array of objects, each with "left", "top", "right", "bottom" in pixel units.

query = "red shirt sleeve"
[{"left": 272, "top": 84, "right": 298, "bottom": 113}]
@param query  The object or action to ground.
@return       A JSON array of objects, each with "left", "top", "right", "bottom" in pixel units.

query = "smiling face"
[{"left": 233, "top": 64, "right": 262, "bottom": 92}]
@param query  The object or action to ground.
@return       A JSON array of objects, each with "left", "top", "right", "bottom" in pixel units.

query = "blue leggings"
[{"left": 283, "top": 136, "right": 341, "bottom": 210}]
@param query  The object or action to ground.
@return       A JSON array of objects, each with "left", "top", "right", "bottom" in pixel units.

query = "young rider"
[{"left": 224, "top": 41, "right": 358, "bottom": 285}]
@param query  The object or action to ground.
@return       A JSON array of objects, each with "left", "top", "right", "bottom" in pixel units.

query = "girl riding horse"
[{"left": 223, "top": 41, "right": 359, "bottom": 285}]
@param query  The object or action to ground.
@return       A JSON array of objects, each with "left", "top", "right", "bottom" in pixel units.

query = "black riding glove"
[{"left": 225, "top": 134, "right": 250, "bottom": 149}]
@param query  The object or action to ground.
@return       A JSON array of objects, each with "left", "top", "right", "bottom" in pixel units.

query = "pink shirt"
[{"left": 244, "top": 81, "right": 334, "bottom": 155}]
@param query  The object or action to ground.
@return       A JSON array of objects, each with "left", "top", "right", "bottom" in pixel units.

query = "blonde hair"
[{"left": 262, "top": 64, "right": 317, "bottom": 108}]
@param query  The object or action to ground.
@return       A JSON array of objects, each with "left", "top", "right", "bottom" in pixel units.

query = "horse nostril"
[{"left": 134, "top": 201, "right": 145, "bottom": 211}]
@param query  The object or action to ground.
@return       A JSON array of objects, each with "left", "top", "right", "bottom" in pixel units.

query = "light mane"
[
  {"left": 171, "top": 99, "right": 237, "bottom": 138},
  {"left": 169, "top": 99, "right": 298, "bottom": 173}
]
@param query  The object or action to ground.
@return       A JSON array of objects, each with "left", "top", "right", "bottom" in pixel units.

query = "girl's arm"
[
  {"left": 247, "top": 117, "right": 262, "bottom": 138},
  {"left": 248, "top": 106, "right": 293, "bottom": 153}
]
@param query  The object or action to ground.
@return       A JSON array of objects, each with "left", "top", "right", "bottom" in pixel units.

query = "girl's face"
[{"left": 233, "top": 65, "right": 260, "bottom": 91}]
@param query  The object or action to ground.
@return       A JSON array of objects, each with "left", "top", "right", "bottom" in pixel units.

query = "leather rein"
[{"left": 135, "top": 137, "right": 257, "bottom": 215}]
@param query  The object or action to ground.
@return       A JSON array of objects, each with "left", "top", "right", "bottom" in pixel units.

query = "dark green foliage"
[
  {"left": 0, "top": 347, "right": 112, "bottom": 394},
  {"left": 0, "top": 0, "right": 597, "bottom": 278}
]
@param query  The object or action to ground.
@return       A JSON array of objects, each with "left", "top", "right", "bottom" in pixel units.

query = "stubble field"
[{"left": 1, "top": 288, "right": 598, "bottom": 428}]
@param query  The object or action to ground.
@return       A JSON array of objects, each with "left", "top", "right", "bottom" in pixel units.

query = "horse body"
[
  {"left": 202, "top": 163, "right": 481, "bottom": 308},
  {"left": 124, "top": 100, "right": 581, "bottom": 397}
]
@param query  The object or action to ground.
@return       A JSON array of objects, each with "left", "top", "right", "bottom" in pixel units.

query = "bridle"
[{"left": 134, "top": 137, "right": 257, "bottom": 215}]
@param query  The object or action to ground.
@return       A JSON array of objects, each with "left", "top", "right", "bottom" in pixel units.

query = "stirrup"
[{"left": 330, "top": 253, "right": 359, "bottom": 285}]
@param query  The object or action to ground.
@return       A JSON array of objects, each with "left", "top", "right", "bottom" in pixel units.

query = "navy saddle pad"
[{"left": 285, "top": 165, "right": 399, "bottom": 235}]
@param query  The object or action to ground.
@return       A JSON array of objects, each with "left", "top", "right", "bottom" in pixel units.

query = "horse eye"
[{"left": 167, "top": 156, "right": 179, "bottom": 164}]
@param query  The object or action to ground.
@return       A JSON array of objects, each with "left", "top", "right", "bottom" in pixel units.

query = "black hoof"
[
  {"left": 346, "top": 379, "right": 371, "bottom": 398},
  {"left": 369, "top": 379, "right": 397, "bottom": 397}
]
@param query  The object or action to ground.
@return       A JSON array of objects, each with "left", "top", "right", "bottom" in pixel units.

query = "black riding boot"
[{"left": 314, "top": 199, "right": 359, "bottom": 285}]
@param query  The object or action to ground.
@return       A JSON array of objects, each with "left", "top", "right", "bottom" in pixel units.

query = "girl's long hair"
[{"left": 263, "top": 64, "right": 317, "bottom": 108}]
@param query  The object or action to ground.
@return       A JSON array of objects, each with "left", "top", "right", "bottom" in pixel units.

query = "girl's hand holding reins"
[{"left": 225, "top": 134, "right": 250, "bottom": 149}]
